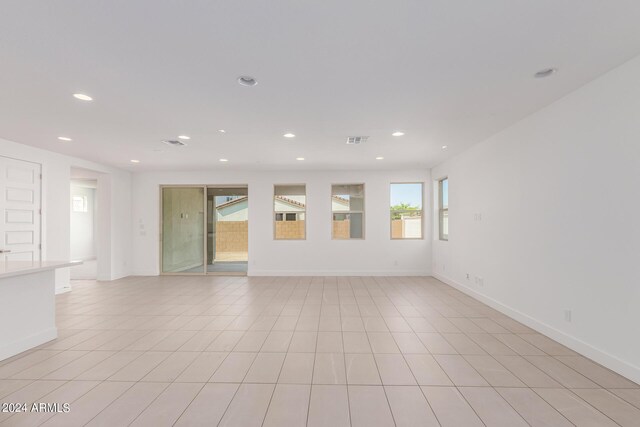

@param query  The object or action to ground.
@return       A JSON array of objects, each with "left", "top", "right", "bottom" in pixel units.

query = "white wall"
[
  {"left": 0, "top": 138, "right": 133, "bottom": 291},
  {"left": 133, "top": 169, "right": 432, "bottom": 276},
  {"left": 432, "top": 55, "right": 640, "bottom": 383}
]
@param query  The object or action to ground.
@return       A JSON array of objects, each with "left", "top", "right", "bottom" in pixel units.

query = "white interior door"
[{"left": 0, "top": 156, "right": 41, "bottom": 262}]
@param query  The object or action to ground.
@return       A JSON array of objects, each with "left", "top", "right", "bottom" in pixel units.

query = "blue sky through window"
[{"left": 390, "top": 183, "right": 423, "bottom": 209}]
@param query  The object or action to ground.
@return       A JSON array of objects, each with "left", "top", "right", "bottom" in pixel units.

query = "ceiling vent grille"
[
  {"left": 162, "top": 139, "right": 186, "bottom": 147},
  {"left": 346, "top": 136, "right": 368, "bottom": 145}
]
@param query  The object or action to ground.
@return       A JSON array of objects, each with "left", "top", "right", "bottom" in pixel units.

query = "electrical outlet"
[
  {"left": 564, "top": 310, "right": 572, "bottom": 323},
  {"left": 466, "top": 273, "right": 470, "bottom": 280},
  {"left": 442, "top": 263, "right": 446, "bottom": 271},
  {"left": 478, "top": 277, "right": 484, "bottom": 287}
]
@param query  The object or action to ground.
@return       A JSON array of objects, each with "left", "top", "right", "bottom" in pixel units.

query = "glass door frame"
[{"left": 159, "top": 184, "right": 248, "bottom": 276}]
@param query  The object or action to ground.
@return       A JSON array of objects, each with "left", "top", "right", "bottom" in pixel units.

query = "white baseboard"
[
  {"left": 0, "top": 327, "right": 57, "bottom": 362},
  {"left": 433, "top": 273, "right": 640, "bottom": 385},
  {"left": 249, "top": 270, "right": 431, "bottom": 277}
]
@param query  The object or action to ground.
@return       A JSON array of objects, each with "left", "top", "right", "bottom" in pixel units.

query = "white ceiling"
[{"left": 1, "top": 1, "right": 640, "bottom": 172}]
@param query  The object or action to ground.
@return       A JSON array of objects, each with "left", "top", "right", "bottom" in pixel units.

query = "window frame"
[
  {"left": 273, "top": 183, "right": 307, "bottom": 240},
  {"left": 389, "top": 182, "right": 424, "bottom": 240},
  {"left": 331, "top": 183, "right": 365, "bottom": 240},
  {"left": 438, "top": 177, "right": 449, "bottom": 241}
]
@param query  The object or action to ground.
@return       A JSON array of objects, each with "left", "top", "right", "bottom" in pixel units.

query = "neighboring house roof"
[{"left": 216, "top": 196, "right": 247, "bottom": 209}]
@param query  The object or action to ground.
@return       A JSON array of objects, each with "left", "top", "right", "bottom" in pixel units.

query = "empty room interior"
[{"left": 1, "top": 1, "right": 640, "bottom": 426}]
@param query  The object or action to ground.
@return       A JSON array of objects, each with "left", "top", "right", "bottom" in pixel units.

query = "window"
[
  {"left": 274, "top": 184, "right": 306, "bottom": 239},
  {"left": 72, "top": 195, "right": 87, "bottom": 212},
  {"left": 438, "top": 178, "right": 448, "bottom": 240},
  {"left": 390, "top": 183, "right": 423, "bottom": 239},
  {"left": 332, "top": 184, "right": 364, "bottom": 239}
]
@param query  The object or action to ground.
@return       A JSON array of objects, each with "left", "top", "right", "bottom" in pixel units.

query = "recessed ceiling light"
[
  {"left": 218, "top": 129, "right": 226, "bottom": 133},
  {"left": 219, "top": 158, "right": 228, "bottom": 162},
  {"left": 376, "top": 156, "right": 384, "bottom": 160},
  {"left": 130, "top": 159, "right": 140, "bottom": 163},
  {"left": 57, "top": 136, "right": 72, "bottom": 141},
  {"left": 178, "top": 135, "right": 190, "bottom": 140},
  {"left": 237, "top": 76, "right": 257, "bottom": 87},
  {"left": 283, "top": 133, "right": 295, "bottom": 138},
  {"left": 73, "top": 93, "right": 93, "bottom": 101},
  {"left": 534, "top": 68, "right": 557, "bottom": 78},
  {"left": 392, "top": 131, "right": 405, "bottom": 137},
  {"left": 296, "top": 157, "right": 305, "bottom": 161},
  {"left": 442, "top": 145, "right": 448, "bottom": 150}
]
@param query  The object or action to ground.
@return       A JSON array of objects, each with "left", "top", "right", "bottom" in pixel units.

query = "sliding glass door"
[
  {"left": 161, "top": 187, "right": 205, "bottom": 274},
  {"left": 160, "top": 185, "right": 248, "bottom": 275}
]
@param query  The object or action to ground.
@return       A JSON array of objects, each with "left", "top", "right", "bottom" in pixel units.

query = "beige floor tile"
[
  {"left": 108, "top": 351, "right": 170, "bottom": 381},
  {"left": 142, "top": 351, "right": 199, "bottom": 382},
  {"left": 43, "top": 351, "right": 116, "bottom": 380},
  {"left": 464, "top": 354, "right": 525, "bottom": 386},
  {"left": 0, "top": 351, "right": 61, "bottom": 379},
  {"left": 497, "top": 387, "right": 573, "bottom": 426},
  {"left": 493, "top": 354, "right": 563, "bottom": 388},
  {"left": 383, "top": 317, "right": 413, "bottom": 332},
  {"left": 433, "top": 354, "right": 488, "bottom": 386},
  {"left": 129, "top": 382, "right": 203, "bottom": 427},
  {"left": 42, "top": 381, "right": 133, "bottom": 427},
  {"left": 316, "top": 332, "right": 344, "bottom": 353},
  {"left": 313, "top": 353, "right": 346, "bottom": 384},
  {"left": 573, "top": 388, "right": 640, "bottom": 426},
  {"left": 296, "top": 316, "right": 320, "bottom": 331},
  {"left": 272, "top": 316, "right": 298, "bottom": 331},
  {"left": 124, "top": 330, "right": 173, "bottom": 351},
  {"left": 368, "top": 332, "right": 401, "bottom": 353},
  {"left": 341, "top": 316, "right": 365, "bottom": 331},
  {"left": 308, "top": 385, "right": 350, "bottom": 427},
  {"left": 244, "top": 353, "right": 286, "bottom": 383},
  {"left": 421, "top": 386, "right": 484, "bottom": 427},
  {"left": 348, "top": 385, "right": 395, "bottom": 427},
  {"left": 404, "top": 354, "right": 452, "bottom": 385},
  {"left": 459, "top": 387, "right": 529, "bottom": 426},
  {"left": 405, "top": 317, "right": 437, "bottom": 333},
  {"left": 609, "top": 388, "right": 640, "bottom": 409},
  {"left": 494, "top": 333, "right": 546, "bottom": 355},
  {"left": 261, "top": 331, "right": 293, "bottom": 352},
  {"left": 289, "top": 331, "right": 318, "bottom": 352},
  {"left": 319, "top": 316, "right": 342, "bottom": 331},
  {"left": 417, "top": 332, "right": 458, "bottom": 354},
  {"left": 210, "top": 352, "right": 257, "bottom": 383},
  {"left": 174, "top": 383, "right": 239, "bottom": 427},
  {"left": 10, "top": 351, "right": 89, "bottom": 380},
  {"left": 278, "top": 352, "right": 315, "bottom": 384},
  {"left": 520, "top": 334, "right": 577, "bottom": 355},
  {"left": 345, "top": 353, "right": 381, "bottom": 385},
  {"left": 218, "top": 383, "right": 275, "bottom": 427},
  {"left": 467, "top": 333, "right": 517, "bottom": 355},
  {"left": 374, "top": 354, "right": 416, "bottom": 385},
  {"left": 178, "top": 330, "right": 221, "bottom": 351},
  {"left": 233, "top": 331, "right": 269, "bottom": 352},
  {"left": 392, "top": 332, "right": 429, "bottom": 353},
  {"left": 86, "top": 382, "right": 168, "bottom": 427},
  {"left": 263, "top": 384, "right": 311, "bottom": 427},
  {"left": 342, "top": 332, "right": 371, "bottom": 353},
  {"left": 206, "top": 330, "right": 245, "bottom": 351},
  {"left": 385, "top": 385, "right": 439, "bottom": 427},
  {"left": 525, "top": 355, "right": 599, "bottom": 388},
  {"left": 0, "top": 379, "right": 31, "bottom": 400},
  {"left": 441, "top": 333, "right": 486, "bottom": 355},
  {"left": 75, "top": 351, "right": 143, "bottom": 381},
  {"left": 534, "top": 388, "right": 618, "bottom": 426},
  {"left": 176, "top": 352, "right": 227, "bottom": 382},
  {"left": 556, "top": 355, "right": 639, "bottom": 388}
]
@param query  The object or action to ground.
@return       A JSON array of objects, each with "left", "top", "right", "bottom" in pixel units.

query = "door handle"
[{"left": 0, "top": 249, "right": 11, "bottom": 253}]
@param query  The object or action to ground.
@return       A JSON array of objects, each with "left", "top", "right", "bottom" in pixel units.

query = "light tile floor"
[{"left": 1, "top": 276, "right": 639, "bottom": 426}]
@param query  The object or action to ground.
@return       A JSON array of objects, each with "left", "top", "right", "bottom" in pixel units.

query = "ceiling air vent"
[
  {"left": 346, "top": 136, "right": 368, "bottom": 145},
  {"left": 162, "top": 139, "right": 187, "bottom": 147}
]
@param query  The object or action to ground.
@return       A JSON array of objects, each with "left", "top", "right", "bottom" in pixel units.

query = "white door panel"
[{"left": 0, "top": 156, "right": 41, "bottom": 262}]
